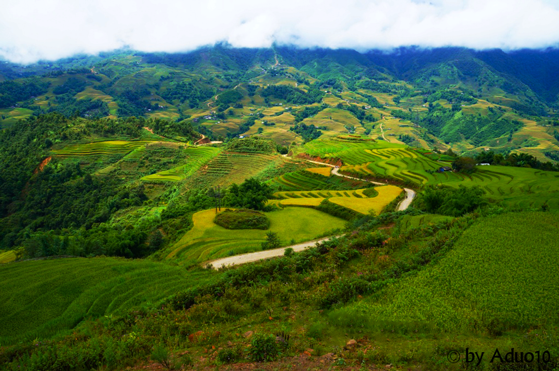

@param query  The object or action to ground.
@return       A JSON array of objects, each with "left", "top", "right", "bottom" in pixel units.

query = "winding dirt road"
[
  {"left": 207, "top": 236, "right": 337, "bottom": 269},
  {"left": 380, "top": 122, "right": 389, "bottom": 142},
  {"left": 205, "top": 159, "right": 416, "bottom": 269}
]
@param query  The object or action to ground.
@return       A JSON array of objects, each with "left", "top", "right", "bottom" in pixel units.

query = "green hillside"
[
  {"left": 0, "top": 257, "right": 215, "bottom": 345},
  {"left": 333, "top": 212, "right": 559, "bottom": 332}
]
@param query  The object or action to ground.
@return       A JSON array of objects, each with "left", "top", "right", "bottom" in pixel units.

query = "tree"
[
  {"left": 208, "top": 186, "right": 224, "bottom": 213},
  {"left": 148, "top": 230, "right": 165, "bottom": 252},
  {"left": 452, "top": 156, "right": 477, "bottom": 173},
  {"left": 261, "top": 231, "right": 280, "bottom": 250},
  {"left": 225, "top": 178, "right": 273, "bottom": 211}
]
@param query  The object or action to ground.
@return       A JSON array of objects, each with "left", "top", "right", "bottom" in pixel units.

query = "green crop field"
[
  {"left": 141, "top": 146, "right": 221, "bottom": 182},
  {"left": 163, "top": 207, "right": 346, "bottom": 264},
  {"left": 52, "top": 140, "right": 155, "bottom": 158},
  {"left": 0, "top": 258, "right": 216, "bottom": 345},
  {"left": 332, "top": 212, "right": 559, "bottom": 332}
]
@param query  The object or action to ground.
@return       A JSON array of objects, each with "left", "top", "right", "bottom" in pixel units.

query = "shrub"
[
  {"left": 217, "top": 347, "right": 241, "bottom": 364},
  {"left": 151, "top": 344, "right": 173, "bottom": 370},
  {"left": 261, "top": 231, "right": 281, "bottom": 250},
  {"left": 284, "top": 247, "right": 295, "bottom": 257},
  {"left": 316, "top": 198, "right": 361, "bottom": 220},
  {"left": 307, "top": 322, "right": 329, "bottom": 340},
  {"left": 249, "top": 333, "right": 280, "bottom": 362},
  {"left": 214, "top": 209, "right": 270, "bottom": 230},
  {"left": 320, "top": 277, "right": 372, "bottom": 308}
]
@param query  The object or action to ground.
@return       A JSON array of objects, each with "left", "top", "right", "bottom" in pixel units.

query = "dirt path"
[
  {"left": 207, "top": 236, "right": 337, "bottom": 269},
  {"left": 380, "top": 122, "right": 389, "bottom": 142},
  {"left": 143, "top": 127, "right": 166, "bottom": 139},
  {"left": 398, "top": 188, "right": 416, "bottom": 211},
  {"left": 34, "top": 156, "right": 52, "bottom": 174},
  {"left": 207, "top": 95, "right": 217, "bottom": 109},
  {"left": 205, "top": 159, "right": 416, "bottom": 269},
  {"left": 194, "top": 134, "right": 206, "bottom": 145}
]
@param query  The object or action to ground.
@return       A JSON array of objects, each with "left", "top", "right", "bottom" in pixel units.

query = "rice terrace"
[{"left": 1, "top": 33, "right": 559, "bottom": 370}]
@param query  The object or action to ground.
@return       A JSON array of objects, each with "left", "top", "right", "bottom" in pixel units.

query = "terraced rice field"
[
  {"left": 305, "top": 167, "right": 332, "bottom": 176},
  {"left": 53, "top": 140, "right": 155, "bottom": 158},
  {"left": 164, "top": 208, "right": 346, "bottom": 264},
  {"left": 268, "top": 169, "right": 367, "bottom": 191},
  {"left": 304, "top": 140, "right": 559, "bottom": 210},
  {"left": 142, "top": 146, "right": 221, "bottom": 182},
  {"left": 329, "top": 185, "right": 402, "bottom": 214},
  {"left": 341, "top": 147, "right": 444, "bottom": 185},
  {"left": 272, "top": 186, "right": 402, "bottom": 215},
  {"left": 0, "top": 258, "right": 215, "bottom": 344},
  {"left": 192, "top": 152, "right": 285, "bottom": 187}
]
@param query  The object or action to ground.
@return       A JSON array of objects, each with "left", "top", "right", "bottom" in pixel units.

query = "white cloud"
[{"left": 1, "top": 0, "right": 559, "bottom": 64}]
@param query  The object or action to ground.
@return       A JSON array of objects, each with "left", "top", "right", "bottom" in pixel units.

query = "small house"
[{"left": 437, "top": 166, "right": 452, "bottom": 173}]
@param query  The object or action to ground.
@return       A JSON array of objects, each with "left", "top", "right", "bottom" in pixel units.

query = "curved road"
[
  {"left": 379, "top": 122, "right": 389, "bottom": 142},
  {"left": 207, "top": 236, "right": 337, "bottom": 269},
  {"left": 205, "top": 159, "right": 416, "bottom": 269}
]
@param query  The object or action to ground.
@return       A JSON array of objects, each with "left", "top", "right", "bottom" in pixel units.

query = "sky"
[{"left": 1, "top": 0, "right": 559, "bottom": 64}]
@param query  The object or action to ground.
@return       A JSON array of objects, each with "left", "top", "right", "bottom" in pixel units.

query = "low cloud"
[{"left": 1, "top": 0, "right": 559, "bottom": 64}]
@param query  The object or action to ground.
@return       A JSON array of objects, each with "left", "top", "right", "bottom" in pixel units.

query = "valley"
[{"left": 0, "top": 46, "right": 558, "bottom": 370}]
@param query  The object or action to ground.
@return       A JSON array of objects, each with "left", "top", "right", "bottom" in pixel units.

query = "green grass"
[
  {"left": 333, "top": 212, "right": 559, "bottom": 332},
  {"left": 164, "top": 207, "right": 346, "bottom": 264},
  {"left": 0, "top": 257, "right": 215, "bottom": 345}
]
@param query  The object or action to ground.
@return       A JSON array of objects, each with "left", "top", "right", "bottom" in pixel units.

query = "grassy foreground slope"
[
  {"left": 333, "top": 212, "right": 559, "bottom": 332},
  {"left": 0, "top": 258, "right": 214, "bottom": 345}
]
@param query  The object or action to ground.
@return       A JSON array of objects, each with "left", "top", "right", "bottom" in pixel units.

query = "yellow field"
[
  {"left": 305, "top": 167, "right": 332, "bottom": 176},
  {"left": 461, "top": 99, "right": 504, "bottom": 116},
  {"left": 329, "top": 185, "right": 402, "bottom": 214},
  {"left": 265, "top": 112, "right": 295, "bottom": 124},
  {"left": 76, "top": 87, "right": 113, "bottom": 102},
  {"left": 279, "top": 198, "right": 324, "bottom": 207},
  {"left": 262, "top": 106, "right": 286, "bottom": 115},
  {"left": 0, "top": 250, "right": 16, "bottom": 264},
  {"left": 323, "top": 95, "right": 345, "bottom": 106},
  {"left": 368, "top": 92, "right": 396, "bottom": 106},
  {"left": 271, "top": 186, "right": 402, "bottom": 215}
]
